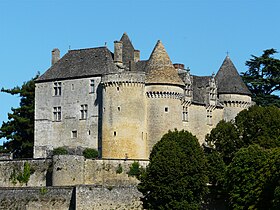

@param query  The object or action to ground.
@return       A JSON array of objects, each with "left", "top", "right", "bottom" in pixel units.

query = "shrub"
[
  {"left": 53, "top": 147, "right": 68, "bottom": 155},
  {"left": 128, "top": 161, "right": 143, "bottom": 179},
  {"left": 116, "top": 164, "right": 123, "bottom": 174},
  {"left": 83, "top": 148, "right": 98, "bottom": 159}
]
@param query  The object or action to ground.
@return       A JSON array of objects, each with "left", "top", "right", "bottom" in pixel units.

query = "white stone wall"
[{"left": 34, "top": 77, "right": 101, "bottom": 158}]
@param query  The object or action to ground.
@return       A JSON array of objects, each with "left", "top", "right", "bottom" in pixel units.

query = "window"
[
  {"left": 72, "top": 130, "right": 77, "bottom": 138},
  {"left": 71, "top": 84, "right": 74, "bottom": 91},
  {"left": 54, "top": 82, "right": 62, "bottom": 96},
  {"left": 80, "top": 104, "right": 88, "bottom": 120},
  {"left": 207, "top": 109, "right": 213, "bottom": 125},
  {"left": 90, "top": 80, "right": 95, "bottom": 93},
  {"left": 114, "top": 131, "right": 117, "bottom": 136},
  {"left": 182, "top": 106, "right": 188, "bottom": 122},
  {"left": 53, "top": 107, "right": 61, "bottom": 121},
  {"left": 117, "top": 87, "right": 120, "bottom": 91},
  {"left": 165, "top": 107, "right": 169, "bottom": 112},
  {"left": 118, "top": 106, "right": 121, "bottom": 111}
]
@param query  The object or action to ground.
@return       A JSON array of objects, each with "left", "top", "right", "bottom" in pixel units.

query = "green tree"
[
  {"left": 242, "top": 48, "right": 280, "bottom": 107},
  {"left": 138, "top": 130, "right": 208, "bottom": 210},
  {"left": 226, "top": 145, "right": 268, "bottom": 209},
  {"left": 226, "top": 146, "right": 280, "bottom": 210},
  {"left": 0, "top": 75, "right": 38, "bottom": 158},
  {"left": 235, "top": 105, "right": 280, "bottom": 149},
  {"left": 205, "top": 120, "right": 240, "bottom": 164}
]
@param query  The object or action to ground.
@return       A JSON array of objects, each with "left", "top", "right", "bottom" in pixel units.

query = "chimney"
[
  {"left": 134, "top": 50, "right": 140, "bottom": 62},
  {"left": 173, "top": 63, "right": 185, "bottom": 70},
  {"left": 114, "top": 41, "right": 123, "bottom": 64},
  {"left": 52, "top": 48, "right": 60, "bottom": 65}
]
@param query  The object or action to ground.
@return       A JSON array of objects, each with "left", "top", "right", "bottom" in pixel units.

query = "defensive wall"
[
  {"left": 0, "top": 185, "right": 142, "bottom": 210},
  {"left": 0, "top": 155, "right": 147, "bottom": 209}
]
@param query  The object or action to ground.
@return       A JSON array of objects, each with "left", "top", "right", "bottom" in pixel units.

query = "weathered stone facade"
[{"left": 34, "top": 33, "right": 252, "bottom": 159}]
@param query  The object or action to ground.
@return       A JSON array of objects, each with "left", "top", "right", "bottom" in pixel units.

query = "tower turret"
[
  {"left": 216, "top": 56, "right": 252, "bottom": 121},
  {"left": 145, "top": 41, "right": 184, "bottom": 153}
]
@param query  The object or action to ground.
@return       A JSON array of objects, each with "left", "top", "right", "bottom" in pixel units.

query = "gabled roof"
[
  {"left": 36, "top": 47, "right": 116, "bottom": 82},
  {"left": 215, "top": 56, "right": 251, "bottom": 95},
  {"left": 145, "top": 40, "right": 184, "bottom": 86}
]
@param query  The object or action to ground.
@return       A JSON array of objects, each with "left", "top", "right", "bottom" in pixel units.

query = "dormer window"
[{"left": 54, "top": 82, "right": 62, "bottom": 96}]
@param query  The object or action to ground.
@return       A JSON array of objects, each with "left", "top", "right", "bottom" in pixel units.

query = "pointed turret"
[
  {"left": 216, "top": 56, "right": 251, "bottom": 95},
  {"left": 145, "top": 40, "right": 184, "bottom": 86},
  {"left": 120, "top": 32, "right": 135, "bottom": 64}
]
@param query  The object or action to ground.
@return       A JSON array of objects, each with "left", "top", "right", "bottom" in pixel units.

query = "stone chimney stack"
[
  {"left": 114, "top": 41, "right": 123, "bottom": 64},
  {"left": 134, "top": 50, "right": 140, "bottom": 62},
  {"left": 52, "top": 48, "right": 60, "bottom": 65}
]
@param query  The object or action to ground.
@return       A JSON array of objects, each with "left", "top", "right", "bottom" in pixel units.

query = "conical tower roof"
[
  {"left": 215, "top": 56, "right": 251, "bottom": 95},
  {"left": 145, "top": 40, "right": 184, "bottom": 86},
  {"left": 120, "top": 32, "right": 135, "bottom": 64}
]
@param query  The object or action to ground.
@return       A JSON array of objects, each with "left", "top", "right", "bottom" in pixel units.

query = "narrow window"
[
  {"left": 182, "top": 106, "right": 188, "bottom": 122},
  {"left": 53, "top": 106, "right": 61, "bottom": 121},
  {"left": 118, "top": 106, "right": 121, "bottom": 111},
  {"left": 114, "top": 131, "right": 117, "bottom": 136},
  {"left": 71, "top": 84, "right": 74, "bottom": 91},
  {"left": 117, "top": 87, "right": 120, "bottom": 91},
  {"left": 54, "top": 82, "right": 62, "bottom": 96},
  {"left": 90, "top": 80, "right": 95, "bottom": 93},
  {"left": 72, "top": 130, "right": 77, "bottom": 138},
  {"left": 165, "top": 107, "right": 169, "bottom": 112},
  {"left": 80, "top": 104, "right": 88, "bottom": 120},
  {"left": 207, "top": 109, "right": 213, "bottom": 125}
]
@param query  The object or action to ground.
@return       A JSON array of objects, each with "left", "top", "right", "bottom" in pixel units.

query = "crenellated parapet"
[
  {"left": 223, "top": 100, "right": 251, "bottom": 108},
  {"left": 102, "top": 72, "right": 145, "bottom": 87},
  {"left": 146, "top": 91, "right": 183, "bottom": 99}
]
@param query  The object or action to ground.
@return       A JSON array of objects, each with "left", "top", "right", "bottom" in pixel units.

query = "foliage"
[
  {"left": 0, "top": 75, "right": 38, "bottom": 158},
  {"left": 226, "top": 145, "right": 267, "bottom": 209},
  {"left": 225, "top": 146, "right": 280, "bottom": 209},
  {"left": 128, "top": 161, "right": 143, "bottom": 179},
  {"left": 205, "top": 105, "right": 280, "bottom": 164},
  {"left": 205, "top": 120, "right": 240, "bottom": 164},
  {"left": 52, "top": 147, "right": 68, "bottom": 155},
  {"left": 138, "top": 130, "right": 208, "bottom": 210},
  {"left": 40, "top": 186, "right": 48, "bottom": 195},
  {"left": 235, "top": 105, "right": 280, "bottom": 149},
  {"left": 242, "top": 48, "right": 280, "bottom": 107},
  {"left": 116, "top": 164, "right": 123, "bottom": 174},
  {"left": 9, "top": 162, "right": 34, "bottom": 185},
  {"left": 82, "top": 148, "right": 98, "bottom": 159}
]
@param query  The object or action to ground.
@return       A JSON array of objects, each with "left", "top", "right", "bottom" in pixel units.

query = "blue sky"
[{"left": 0, "top": 0, "right": 280, "bottom": 144}]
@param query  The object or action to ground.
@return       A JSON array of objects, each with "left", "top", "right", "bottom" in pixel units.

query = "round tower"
[
  {"left": 145, "top": 41, "right": 185, "bottom": 154},
  {"left": 215, "top": 56, "right": 252, "bottom": 121},
  {"left": 101, "top": 72, "right": 147, "bottom": 159}
]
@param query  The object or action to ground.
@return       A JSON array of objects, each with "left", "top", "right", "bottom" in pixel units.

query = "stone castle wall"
[
  {"left": 34, "top": 76, "right": 102, "bottom": 158},
  {"left": 0, "top": 159, "right": 52, "bottom": 187},
  {"left": 0, "top": 185, "right": 143, "bottom": 210},
  {"left": 52, "top": 155, "right": 148, "bottom": 186},
  {"left": 102, "top": 72, "right": 147, "bottom": 159}
]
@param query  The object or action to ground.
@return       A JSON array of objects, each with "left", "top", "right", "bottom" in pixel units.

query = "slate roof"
[
  {"left": 192, "top": 76, "right": 211, "bottom": 104},
  {"left": 120, "top": 33, "right": 135, "bottom": 64},
  {"left": 145, "top": 40, "right": 184, "bottom": 86},
  {"left": 36, "top": 47, "right": 116, "bottom": 82},
  {"left": 215, "top": 56, "right": 251, "bottom": 95}
]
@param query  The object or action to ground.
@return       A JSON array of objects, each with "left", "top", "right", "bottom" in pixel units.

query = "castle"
[{"left": 34, "top": 33, "right": 251, "bottom": 159}]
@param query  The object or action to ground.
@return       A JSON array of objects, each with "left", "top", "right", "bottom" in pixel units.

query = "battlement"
[{"left": 102, "top": 72, "right": 145, "bottom": 87}]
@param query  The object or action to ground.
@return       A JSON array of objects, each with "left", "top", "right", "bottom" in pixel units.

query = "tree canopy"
[
  {"left": 242, "top": 48, "right": 280, "bottom": 107},
  {"left": 138, "top": 130, "right": 208, "bottom": 210},
  {"left": 204, "top": 105, "right": 280, "bottom": 209},
  {"left": 0, "top": 75, "right": 38, "bottom": 158}
]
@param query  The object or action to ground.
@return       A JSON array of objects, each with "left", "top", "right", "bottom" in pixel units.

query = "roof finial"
[{"left": 226, "top": 51, "right": 229, "bottom": 57}]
